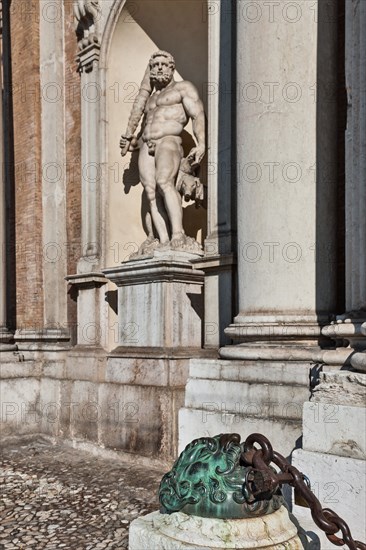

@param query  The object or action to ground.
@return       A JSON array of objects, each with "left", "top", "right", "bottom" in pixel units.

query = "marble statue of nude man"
[{"left": 120, "top": 50, "right": 205, "bottom": 252}]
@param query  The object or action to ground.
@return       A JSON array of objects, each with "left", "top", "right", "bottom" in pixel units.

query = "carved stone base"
[
  {"left": 321, "top": 314, "right": 366, "bottom": 371},
  {"left": 130, "top": 236, "right": 204, "bottom": 259},
  {"left": 14, "top": 328, "right": 70, "bottom": 352},
  {"left": 103, "top": 251, "right": 204, "bottom": 349},
  {"left": 128, "top": 507, "right": 302, "bottom": 549}
]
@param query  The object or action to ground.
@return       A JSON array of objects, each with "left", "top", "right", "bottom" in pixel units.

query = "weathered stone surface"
[
  {"left": 312, "top": 371, "right": 366, "bottom": 406},
  {"left": 184, "top": 378, "right": 309, "bottom": 418},
  {"left": 0, "top": 378, "right": 41, "bottom": 436},
  {"left": 0, "top": 354, "right": 187, "bottom": 460},
  {"left": 302, "top": 401, "right": 366, "bottom": 459},
  {"left": 189, "top": 359, "right": 311, "bottom": 386},
  {"left": 179, "top": 408, "right": 302, "bottom": 458},
  {"left": 292, "top": 449, "right": 366, "bottom": 542},
  {"left": 129, "top": 508, "right": 302, "bottom": 549},
  {"left": 179, "top": 358, "right": 310, "bottom": 456}
]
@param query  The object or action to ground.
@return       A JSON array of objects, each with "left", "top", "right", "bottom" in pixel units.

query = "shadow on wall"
[{"left": 129, "top": 0, "right": 208, "bottom": 93}]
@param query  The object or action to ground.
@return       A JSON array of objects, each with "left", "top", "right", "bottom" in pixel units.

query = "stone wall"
[{"left": 0, "top": 351, "right": 188, "bottom": 461}]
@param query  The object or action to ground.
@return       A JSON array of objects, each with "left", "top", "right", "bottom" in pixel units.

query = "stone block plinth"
[
  {"left": 302, "top": 401, "right": 366, "bottom": 460},
  {"left": 179, "top": 358, "right": 311, "bottom": 456},
  {"left": 103, "top": 251, "right": 204, "bottom": 349},
  {"left": 66, "top": 273, "right": 108, "bottom": 348},
  {"left": 292, "top": 449, "right": 366, "bottom": 543},
  {"left": 128, "top": 507, "right": 302, "bottom": 549}
]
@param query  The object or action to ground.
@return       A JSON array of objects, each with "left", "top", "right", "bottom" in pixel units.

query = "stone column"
[
  {"left": 292, "top": 4, "right": 366, "bottom": 540},
  {"left": 321, "top": 0, "right": 366, "bottom": 371},
  {"left": 179, "top": 1, "right": 343, "bottom": 454},
  {"left": 0, "top": 25, "right": 14, "bottom": 351},
  {"left": 193, "top": 0, "right": 235, "bottom": 349},
  {"left": 11, "top": 0, "right": 70, "bottom": 351},
  {"left": 67, "top": 7, "right": 108, "bottom": 349},
  {"left": 0, "top": 33, "right": 9, "bottom": 348},
  {"left": 76, "top": 44, "right": 102, "bottom": 273},
  {"left": 222, "top": 0, "right": 339, "bottom": 360},
  {"left": 30, "top": 0, "right": 69, "bottom": 350}
]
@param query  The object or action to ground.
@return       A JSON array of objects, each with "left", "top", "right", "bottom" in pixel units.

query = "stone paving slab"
[{"left": 0, "top": 438, "right": 165, "bottom": 549}]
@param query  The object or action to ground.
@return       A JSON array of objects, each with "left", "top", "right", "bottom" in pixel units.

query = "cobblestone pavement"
[{"left": 0, "top": 438, "right": 165, "bottom": 549}]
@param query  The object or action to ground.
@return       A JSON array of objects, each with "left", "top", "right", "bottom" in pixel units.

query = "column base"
[
  {"left": 0, "top": 327, "right": 16, "bottom": 351},
  {"left": 226, "top": 315, "right": 330, "bottom": 346},
  {"left": 321, "top": 314, "right": 366, "bottom": 370},
  {"left": 222, "top": 313, "right": 335, "bottom": 362},
  {"left": 128, "top": 507, "right": 302, "bottom": 549},
  {"left": 351, "top": 351, "right": 366, "bottom": 372},
  {"left": 14, "top": 328, "right": 70, "bottom": 351}
]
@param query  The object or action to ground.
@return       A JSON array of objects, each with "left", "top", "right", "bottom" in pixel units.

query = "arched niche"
[
  {"left": 94, "top": 0, "right": 209, "bottom": 350},
  {"left": 105, "top": 0, "right": 208, "bottom": 266}
]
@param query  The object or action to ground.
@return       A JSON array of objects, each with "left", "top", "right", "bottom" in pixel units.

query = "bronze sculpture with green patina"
[
  {"left": 158, "top": 433, "right": 284, "bottom": 519},
  {"left": 159, "top": 432, "right": 366, "bottom": 550}
]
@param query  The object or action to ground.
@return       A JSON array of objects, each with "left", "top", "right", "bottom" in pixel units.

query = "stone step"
[
  {"left": 189, "top": 358, "right": 311, "bottom": 386},
  {"left": 185, "top": 377, "right": 310, "bottom": 418},
  {"left": 0, "top": 361, "right": 39, "bottom": 378},
  {"left": 179, "top": 408, "right": 302, "bottom": 457}
]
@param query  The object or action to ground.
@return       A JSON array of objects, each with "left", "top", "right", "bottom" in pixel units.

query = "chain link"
[{"left": 242, "top": 433, "right": 366, "bottom": 550}]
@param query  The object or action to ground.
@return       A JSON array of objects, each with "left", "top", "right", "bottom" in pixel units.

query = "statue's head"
[{"left": 149, "top": 50, "right": 175, "bottom": 87}]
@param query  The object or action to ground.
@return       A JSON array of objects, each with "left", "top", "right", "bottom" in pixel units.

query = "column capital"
[{"left": 76, "top": 43, "right": 100, "bottom": 74}]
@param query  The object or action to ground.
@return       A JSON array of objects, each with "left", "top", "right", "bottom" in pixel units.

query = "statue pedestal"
[
  {"left": 128, "top": 507, "right": 303, "bottom": 549},
  {"left": 103, "top": 250, "right": 204, "bottom": 349},
  {"left": 99, "top": 251, "right": 206, "bottom": 459}
]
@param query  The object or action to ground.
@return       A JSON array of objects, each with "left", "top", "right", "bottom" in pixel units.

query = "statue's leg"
[
  {"left": 138, "top": 143, "right": 170, "bottom": 244},
  {"left": 155, "top": 137, "right": 184, "bottom": 241}
]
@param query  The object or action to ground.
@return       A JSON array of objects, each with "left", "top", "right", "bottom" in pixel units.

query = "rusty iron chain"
[{"left": 242, "top": 433, "right": 366, "bottom": 550}]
